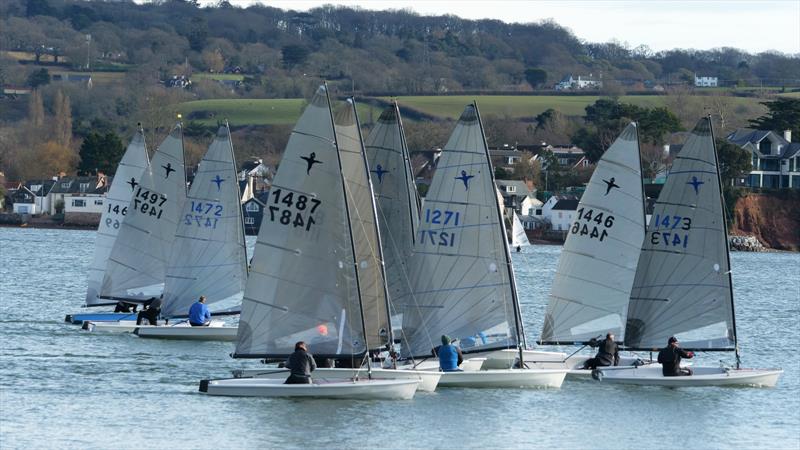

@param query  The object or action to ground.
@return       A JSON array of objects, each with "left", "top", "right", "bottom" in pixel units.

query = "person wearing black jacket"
[
  {"left": 658, "top": 336, "right": 694, "bottom": 376},
  {"left": 583, "top": 332, "right": 620, "bottom": 370},
  {"left": 135, "top": 297, "right": 162, "bottom": 325},
  {"left": 285, "top": 341, "right": 317, "bottom": 384}
]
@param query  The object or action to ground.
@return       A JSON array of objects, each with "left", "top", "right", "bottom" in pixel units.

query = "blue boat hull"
[{"left": 65, "top": 312, "right": 138, "bottom": 324}]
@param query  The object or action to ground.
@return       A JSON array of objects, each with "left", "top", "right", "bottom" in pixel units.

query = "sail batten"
[
  {"left": 540, "top": 123, "right": 645, "bottom": 344},
  {"left": 85, "top": 129, "right": 150, "bottom": 306},
  {"left": 624, "top": 118, "right": 735, "bottom": 350}
]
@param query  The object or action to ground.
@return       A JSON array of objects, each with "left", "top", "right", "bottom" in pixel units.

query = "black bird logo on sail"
[
  {"left": 301, "top": 152, "right": 322, "bottom": 175},
  {"left": 162, "top": 163, "right": 176, "bottom": 178},
  {"left": 455, "top": 170, "right": 475, "bottom": 190},
  {"left": 127, "top": 177, "right": 138, "bottom": 191},
  {"left": 603, "top": 177, "right": 620, "bottom": 195}
]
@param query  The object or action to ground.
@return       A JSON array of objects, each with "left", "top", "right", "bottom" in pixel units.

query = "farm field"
[{"left": 178, "top": 94, "right": 767, "bottom": 126}]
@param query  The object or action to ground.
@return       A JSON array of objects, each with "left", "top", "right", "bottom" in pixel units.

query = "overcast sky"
[{"left": 194, "top": 0, "right": 800, "bottom": 54}]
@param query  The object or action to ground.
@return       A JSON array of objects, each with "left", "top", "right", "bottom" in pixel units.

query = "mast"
[
  {"left": 708, "top": 116, "right": 740, "bottom": 368},
  {"left": 395, "top": 101, "right": 420, "bottom": 238},
  {"left": 351, "top": 97, "right": 396, "bottom": 358},
  {"left": 325, "top": 85, "right": 372, "bottom": 378},
  {"left": 225, "top": 120, "right": 250, "bottom": 276},
  {"left": 473, "top": 101, "right": 528, "bottom": 365}
]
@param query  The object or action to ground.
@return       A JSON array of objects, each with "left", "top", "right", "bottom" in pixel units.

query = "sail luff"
[
  {"left": 395, "top": 102, "right": 421, "bottom": 240},
  {"left": 351, "top": 98, "right": 395, "bottom": 351},
  {"left": 473, "top": 101, "right": 527, "bottom": 349}
]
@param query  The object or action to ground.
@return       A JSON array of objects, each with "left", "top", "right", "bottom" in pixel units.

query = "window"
[
  {"left": 244, "top": 217, "right": 255, "bottom": 225},
  {"left": 30, "top": 184, "right": 42, "bottom": 193},
  {"left": 245, "top": 202, "right": 260, "bottom": 212},
  {"left": 506, "top": 185, "right": 516, "bottom": 193},
  {"left": 535, "top": 209, "right": 542, "bottom": 216},
  {"left": 761, "top": 159, "right": 779, "bottom": 172},
  {"left": 72, "top": 199, "right": 86, "bottom": 207},
  {"left": 61, "top": 182, "right": 70, "bottom": 188},
  {"left": 752, "top": 153, "right": 759, "bottom": 170},
  {"left": 557, "top": 224, "right": 562, "bottom": 230},
  {"left": 558, "top": 212, "right": 563, "bottom": 218},
  {"left": 94, "top": 199, "right": 103, "bottom": 205},
  {"left": 79, "top": 183, "right": 90, "bottom": 192},
  {"left": 759, "top": 140, "right": 772, "bottom": 155}
]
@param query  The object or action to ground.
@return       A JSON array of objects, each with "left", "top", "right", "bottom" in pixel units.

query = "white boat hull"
[
  {"left": 479, "top": 349, "right": 570, "bottom": 369},
  {"left": 424, "top": 368, "right": 568, "bottom": 388},
  {"left": 83, "top": 320, "right": 141, "bottom": 333},
  {"left": 134, "top": 322, "right": 237, "bottom": 341},
  {"left": 232, "top": 367, "right": 441, "bottom": 392},
  {"left": 597, "top": 365, "right": 783, "bottom": 387},
  {"left": 199, "top": 377, "right": 419, "bottom": 399}
]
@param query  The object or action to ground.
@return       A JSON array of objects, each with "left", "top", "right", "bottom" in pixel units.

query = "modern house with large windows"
[{"left": 726, "top": 129, "right": 800, "bottom": 188}]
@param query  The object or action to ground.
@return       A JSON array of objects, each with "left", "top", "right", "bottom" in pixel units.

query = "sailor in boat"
[
  {"left": 114, "top": 301, "right": 137, "bottom": 313},
  {"left": 657, "top": 337, "right": 695, "bottom": 376},
  {"left": 433, "top": 335, "right": 464, "bottom": 372},
  {"left": 136, "top": 297, "right": 162, "bottom": 325},
  {"left": 285, "top": 341, "right": 317, "bottom": 384},
  {"left": 188, "top": 296, "right": 211, "bottom": 327},
  {"left": 515, "top": 246, "right": 521, "bottom": 253},
  {"left": 582, "top": 332, "right": 620, "bottom": 370}
]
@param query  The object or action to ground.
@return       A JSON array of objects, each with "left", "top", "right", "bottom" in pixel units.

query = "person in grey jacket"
[{"left": 285, "top": 341, "right": 317, "bottom": 384}]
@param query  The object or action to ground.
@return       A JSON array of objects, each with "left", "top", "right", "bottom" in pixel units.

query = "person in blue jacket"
[
  {"left": 433, "top": 335, "right": 463, "bottom": 372},
  {"left": 188, "top": 296, "right": 211, "bottom": 326}
]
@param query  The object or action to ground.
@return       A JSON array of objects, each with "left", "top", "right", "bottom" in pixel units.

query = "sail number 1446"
[{"left": 571, "top": 208, "right": 615, "bottom": 242}]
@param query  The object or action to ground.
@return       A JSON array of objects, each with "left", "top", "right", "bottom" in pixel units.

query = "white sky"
[{"left": 197, "top": 0, "right": 800, "bottom": 54}]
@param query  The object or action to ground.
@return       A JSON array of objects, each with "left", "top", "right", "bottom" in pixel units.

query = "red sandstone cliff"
[{"left": 731, "top": 193, "right": 800, "bottom": 251}]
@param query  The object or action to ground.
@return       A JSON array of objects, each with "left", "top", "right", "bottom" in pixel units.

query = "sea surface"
[{"left": 1, "top": 227, "right": 798, "bottom": 449}]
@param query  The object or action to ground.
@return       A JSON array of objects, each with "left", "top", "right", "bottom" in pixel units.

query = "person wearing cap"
[
  {"left": 658, "top": 336, "right": 695, "bottom": 376},
  {"left": 432, "top": 335, "right": 464, "bottom": 372},
  {"left": 285, "top": 341, "right": 317, "bottom": 384},
  {"left": 188, "top": 295, "right": 211, "bottom": 326},
  {"left": 582, "top": 332, "right": 620, "bottom": 370}
]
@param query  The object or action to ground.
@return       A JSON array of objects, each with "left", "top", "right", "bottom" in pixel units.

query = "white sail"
[
  {"left": 540, "top": 123, "right": 645, "bottom": 344},
  {"left": 363, "top": 104, "right": 420, "bottom": 336},
  {"left": 334, "top": 100, "right": 391, "bottom": 351},
  {"left": 85, "top": 129, "right": 149, "bottom": 306},
  {"left": 234, "top": 85, "right": 366, "bottom": 359},
  {"left": 161, "top": 125, "right": 248, "bottom": 318},
  {"left": 101, "top": 125, "right": 187, "bottom": 300},
  {"left": 510, "top": 211, "right": 530, "bottom": 248},
  {"left": 400, "top": 104, "right": 521, "bottom": 358},
  {"left": 625, "top": 118, "right": 735, "bottom": 350}
]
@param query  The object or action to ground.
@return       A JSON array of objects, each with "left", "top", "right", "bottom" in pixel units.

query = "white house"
[
  {"left": 726, "top": 129, "right": 799, "bottom": 188},
  {"left": 542, "top": 195, "right": 579, "bottom": 231},
  {"left": 555, "top": 74, "right": 602, "bottom": 90},
  {"left": 10, "top": 179, "right": 55, "bottom": 214},
  {"left": 49, "top": 175, "right": 111, "bottom": 224},
  {"left": 694, "top": 75, "right": 718, "bottom": 87}
]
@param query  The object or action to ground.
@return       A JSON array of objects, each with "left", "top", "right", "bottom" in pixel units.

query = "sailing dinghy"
[
  {"left": 532, "top": 123, "right": 649, "bottom": 376},
  {"left": 132, "top": 124, "right": 247, "bottom": 341},
  {"left": 231, "top": 102, "right": 440, "bottom": 392},
  {"left": 597, "top": 118, "right": 782, "bottom": 387},
  {"left": 200, "top": 85, "right": 418, "bottom": 399},
  {"left": 65, "top": 127, "right": 150, "bottom": 324},
  {"left": 510, "top": 210, "right": 530, "bottom": 250},
  {"left": 397, "top": 103, "right": 567, "bottom": 388}
]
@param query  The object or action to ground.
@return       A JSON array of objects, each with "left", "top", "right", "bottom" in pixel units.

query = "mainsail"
[
  {"left": 161, "top": 125, "right": 248, "bottom": 318},
  {"left": 363, "top": 103, "right": 420, "bottom": 337},
  {"left": 510, "top": 211, "right": 530, "bottom": 248},
  {"left": 85, "top": 128, "right": 149, "bottom": 306},
  {"left": 101, "top": 125, "right": 187, "bottom": 300},
  {"left": 234, "top": 85, "right": 366, "bottom": 359},
  {"left": 334, "top": 99, "right": 392, "bottom": 350},
  {"left": 625, "top": 118, "right": 736, "bottom": 350},
  {"left": 540, "top": 123, "right": 645, "bottom": 344},
  {"left": 399, "top": 104, "right": 523, "bottom": 358}
]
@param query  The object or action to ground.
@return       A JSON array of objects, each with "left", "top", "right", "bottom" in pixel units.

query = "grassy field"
[{"left": 177, "top": 94, "right": 769, "bottom": 126}]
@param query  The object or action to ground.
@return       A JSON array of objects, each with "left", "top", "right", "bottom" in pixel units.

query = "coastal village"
[{"left": 2, "top": 121, "right": 797, "bottom": 251}]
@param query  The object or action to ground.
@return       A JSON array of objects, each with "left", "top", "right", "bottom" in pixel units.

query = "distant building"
[
  {"left": 694, "top": 75, "right": 718, "bottom": 87},
  {"left": 495, "top": 180, "right": 537, "bottom": 216},
  {"left": 726, "top": 128, "right": 799, "bottom": 188},
  {"left": 241, "top": 191, "right": 270, "bottom": 236},
  {"left": 48, "top": 175, "right": 110, "bottom": 224},
  {"left": 555, "top": 74, "right": 602, "bottom": 91},
  {"left": 52, "top": 73, "right": 93, "bottom": 89},
  {"left": 542, "top": 195, "right": 579, "bottom": 232},
  {"left": 164, "top": 75, "right": 191, "bottom": 89},
  {"left": 529, "top": 144, "right": 590, "bottom": 169}
]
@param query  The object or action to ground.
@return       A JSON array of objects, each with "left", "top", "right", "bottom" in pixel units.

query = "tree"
[
  {"left": 749, "top": 98, "right": 800, "bottom": 137},
  {"left": 53, "top": 90, "right": 72, "bottom": 149},
  {"left": 281, "top": 45, "right": 310, "bottom": 69},
  {"left": 78, "top": 132, "right": 124, "bottom": 175},
  {"left": 716, "top": 138, "right": 752, "bottom": 186},
  {"left": 26, "top": 68, "right": 50, "bottom": 88},
  {"left": 28, "top": 89, "right": 44, "bottom": 126},
  {"left": 524, "top": 68, "right": 547, "bottom": 89},
  {"left": 35, "top": 140, "right": 78, "bottom": 177},
  {"left": 26, "top": 0, "right": 53, "bottom": 17}
]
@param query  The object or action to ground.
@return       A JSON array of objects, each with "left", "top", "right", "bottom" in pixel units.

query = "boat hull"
[
  {"left": 83, "top": 320, "right": 141, "bottom": 333},
  {"left": 199, "top": 377, "right": 419, "bottom": 399},
  {"left": 232, "top": 367, "right": 441, "bottom": 392},
  {"left": 425, "top": 368, "right": 568, "bottom": 388},
  {"left": 65, "top": 312, "right": 138, "bottom": 324},
  {"left": 597, "top": 365, "right": 783, "bottom": 387},
  {"left": 134, "top": 323, "right": 237, "bottom": 341}
]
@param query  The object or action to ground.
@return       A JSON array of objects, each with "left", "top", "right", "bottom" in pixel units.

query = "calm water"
[{"left": 1, "top": 227, "right": 798, "bottom": 449}]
